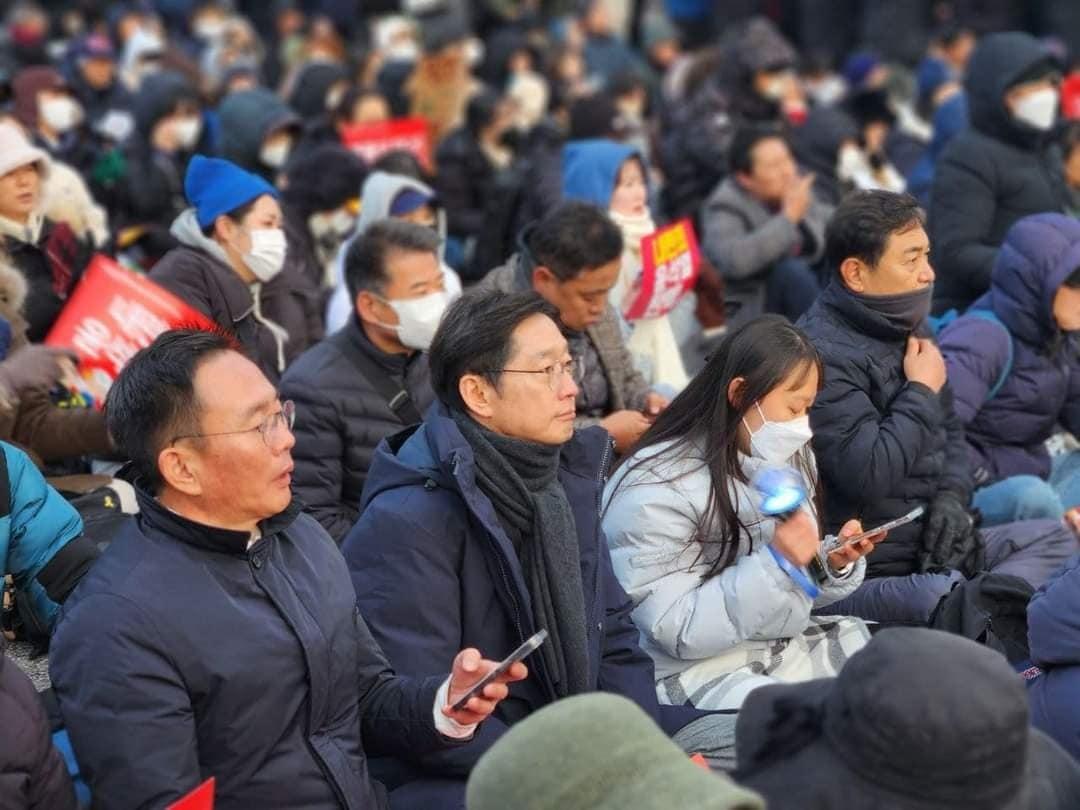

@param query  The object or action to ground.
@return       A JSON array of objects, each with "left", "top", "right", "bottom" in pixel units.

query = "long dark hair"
[{"left": 606, "top": 315, "right": 824, "bottom": 581}]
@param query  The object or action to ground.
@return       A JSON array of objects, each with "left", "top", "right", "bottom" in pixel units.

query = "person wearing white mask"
[
  {"left": 930, "top": 32, "right": 1071, "bottom": 314},
  {"left": 280, "top": 219, "right": 447, "bottom": 542},
  {"left": 151, "top": 155, "right": 293, "bottom": 382},
  {"left": 602, "top": 315, "right": 877, "bottom": 719}
]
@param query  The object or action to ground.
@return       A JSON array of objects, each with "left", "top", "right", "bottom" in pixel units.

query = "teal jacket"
[{"left": 1, "top": 442, "right": 84, "bottom": 629}]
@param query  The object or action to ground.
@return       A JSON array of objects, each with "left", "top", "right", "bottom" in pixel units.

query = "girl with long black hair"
[{"left": 602, "top": 315, "right": 884, "bottom": 711}]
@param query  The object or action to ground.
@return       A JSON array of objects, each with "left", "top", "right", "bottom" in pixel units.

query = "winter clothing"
[
  {"left": 1029, "top": 555, "right": 1080, "bottom": 761},
  {"left": 325, "top": 172, "right": 461, "bottom": 333},
  {"left": 0, "top": 441, "right": 88, "bottom": 632},
  {"left": 0, "top": 644, "right": 77, "bottom": 810},
  {"left": 603, "top": 441, "right": 867, "bottom": 711},
  {"left": 341, "top": 403, "right": 703, "bottom": 801},
  {"left": 736, "top": 627, "right": 1080, "bottom": 809},
  {"left": 797, "top": 281, "right": 973, "bottom": 578},
  {"left": 929, "top": 33, "right": 1070, "bottom": 314},
  {"left": 286, "top": 62, "right": 348, "bottom": 120},
  {"left": 907, "top": 92, "right": 969, "bottom": 207},
  {"left": 434, "top": 126, "right": 497, "bottom": 242},
  {"left": 50, "top": 485, "right": 456, "bottom": 810},
  {"left": 467, "top": 693, "right": 764, "bottom": 810},
  {"left": 151, "top": 210, "right": 291, "bottom": 381},
  {"left": 701, "top": 177, "right": 831, "bottom": 328},
  {"left": 939, "top": 214, "right": 1080, "bottom": 486},
  {"left": 185, "top": 154, "right": 277, "bottom": 229},
  {"left": 790, "top": 104, "right": 859, "bottom": 207},
  {"left": 217, "top": 88, "right": 300, "bottom": 179},
  {"left": 0, "top": 122, "right": 49, "bottom": 180},
  {"left": 477, "top": 256, "right": 650, "bottom": 425},
  {"left": 279, "top": 316, "right": 435, "bottom": 543},
  {"left": 11, "top": 67, "right": 65, "bottom": 133},
  {"left": 658, "top": 17, "right": 795, "bottom": 222}
]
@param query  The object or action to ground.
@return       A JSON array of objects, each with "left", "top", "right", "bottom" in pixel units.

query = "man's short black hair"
[
  {"left": 524, "top": 201, "right": 623, "bottom": 282},
  {"left": 344, "top": 218, "right": 441, "bottom": 302},
  {"left": 105, "top": 329, "right": 239, "bottom": 492},
  {"left": 429, "top": 289, "right": 559, "bottom": 411},
  {"left": 729, "top": 124, "right": 788, "bottom": 175},
  {"left": 825, "top": 190, "right": 925, "bottom": 273}
]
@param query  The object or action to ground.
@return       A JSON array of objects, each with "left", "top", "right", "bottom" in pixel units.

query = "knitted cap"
[
  {"left": 184, "top": 155, "right": 277, "bottom": 229},
  {"left": 466, "top": 693, "right": 764, "bottom": 810}
]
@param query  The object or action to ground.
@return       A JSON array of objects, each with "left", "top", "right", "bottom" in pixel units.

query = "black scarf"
[{"left": 451, "top": 409, "right": 590, "bottom": 697}]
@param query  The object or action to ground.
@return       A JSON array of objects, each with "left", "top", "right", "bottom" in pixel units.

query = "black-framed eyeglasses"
[
  {"left": 491, "top": 359, "right": 579, "bottom": 391},
  {"left": 171, "top": 400, "right": 296, "bottom": 448}
]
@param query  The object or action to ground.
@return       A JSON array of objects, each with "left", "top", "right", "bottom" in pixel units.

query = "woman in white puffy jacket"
[{"left": 602, "top": 315, "right": 887, "bottom": 711}]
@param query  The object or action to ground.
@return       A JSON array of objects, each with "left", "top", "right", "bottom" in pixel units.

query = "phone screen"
[
  {"left": 831, "top": 506, "right": 925, "bottom": 551},
  {"left": 450, "top": 629, "right": 548, "bottom": 712}
]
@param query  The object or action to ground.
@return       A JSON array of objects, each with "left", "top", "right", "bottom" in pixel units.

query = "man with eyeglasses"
[
  {"left": 48, "top": 329, "right": 525, "bottom": 810},
  {"left": 478, "top": 201, "right": 669, "bottom": 453},
  {"left": 341, "top": 290, "right": 717, "bottom": 809}
]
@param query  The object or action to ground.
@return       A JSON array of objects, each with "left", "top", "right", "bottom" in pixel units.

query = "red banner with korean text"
[
  {"left": 45, "top": 254, "right": 218, "bottom": 407},
  {"left": 166, "top": 777, "right": 215, "bottom": 810},
  {"left": 623, "top": 219, "right": 701, "bottom": 321},
  {"left": 340, "top": 118, "right": 432, "bottom": 171}
]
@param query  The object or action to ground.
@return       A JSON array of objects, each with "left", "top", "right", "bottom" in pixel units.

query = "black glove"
[{"left": 919, "top": 492, "right": 976, "bottom": 573}]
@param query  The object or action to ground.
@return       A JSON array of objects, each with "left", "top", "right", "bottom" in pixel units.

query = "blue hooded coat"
[
  {"left": 561, "top": 138, "right": 643, "bottom": 208},
  {"left": 939, "top": 213, "right": 1080, "bottom": 485},
  {"left": 1029, "top": 554, "right": 1080, "bottom": 760}
]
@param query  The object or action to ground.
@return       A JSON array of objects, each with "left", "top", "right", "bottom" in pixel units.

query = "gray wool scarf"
[{"left": 451, "top": 409, "right": 590, "bottom": 697}]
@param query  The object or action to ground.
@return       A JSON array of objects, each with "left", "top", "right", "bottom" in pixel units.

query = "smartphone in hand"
[{"left": 450, "top": 630, "right": 548, "bottom": 712}]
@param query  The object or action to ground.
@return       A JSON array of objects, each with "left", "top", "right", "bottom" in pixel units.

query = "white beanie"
[{"left": 0, "top": 122, "right": 50, "bottom": 180}]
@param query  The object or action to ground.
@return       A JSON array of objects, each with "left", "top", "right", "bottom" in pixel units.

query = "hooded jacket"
[
  {"left": 797, "top": 281, "right": 973, "bottom": 578},
  {"left": 0, "top": 643, "right": 76, "bottom": 810},
  {"left": 929, "top": 33, "right": 1070, "bottom": 314},
  {"left": 280, "top": 317, "right": 435, "bottom": 543},
  {"left": 325, "top": 172, "right": 457, "bottom": 333},
  {"left": 217, "top": 88, "right": 300, "bottom": 180},
  {"left": 341, "top": 403, "right": 702, "bottom": 798},
  {"left": 286, "top": 62, "right": 348, "bottom": 121},
  {"left": 150, "top": 210, "right": 291, "bottom": 381},
  {"left": 561, "top": 139, "right": 639, "bottom": 209},
  {"left": 1029, "top": 554, "right": 1080, "bottom": 761},
  {"left": 939, "top": 214, "right": 1080, "bottom": 484},
  {"left": 50, "top": 487, "right": 452, "bottom": 810}
]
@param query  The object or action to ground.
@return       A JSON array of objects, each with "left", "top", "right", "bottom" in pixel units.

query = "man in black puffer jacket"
[
  {"left": 1, "top": 644, "right": 76, "bottom": 809},
  {"left": 280, "top": 220, "right": 445, "bottom": 542},
  {"left": 799, "top": 191, "right": 1074, "bottom": 625},
  {"left": 929, "top": 32, "right": 1069, "bottom": 314}
]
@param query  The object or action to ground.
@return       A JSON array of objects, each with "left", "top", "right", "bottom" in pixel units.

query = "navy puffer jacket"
[
  {"left": 939, "top": 213, "right": 1080, "bottom": 485},
  {"left": 798, "top": 281, "right": 973, "bottom": 578}
]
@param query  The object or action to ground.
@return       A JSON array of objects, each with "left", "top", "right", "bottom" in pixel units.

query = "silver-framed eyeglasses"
[
  {"left": 171, "top": 400, "right": 296, "bottom": 447},
  {"left": 493, "top": 359, "right": 579, "bottom": 391}
]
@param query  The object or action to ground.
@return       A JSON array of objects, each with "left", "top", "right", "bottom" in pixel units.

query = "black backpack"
[{"left": 928, "top": 573, "right": 1035, "bottom": 666}]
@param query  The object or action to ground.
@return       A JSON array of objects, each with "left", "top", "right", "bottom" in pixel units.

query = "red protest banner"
[
  {"left": 45, "top": 254, "right": 218, "bottom": 407},
  {"left": 166, "top": 777, "right": 215, "bottom": 810},
  {"left": 623, "top": 219, "right": 701, "bottom": 321},
  {"left": 340, "top": 118, "right": 432, "bottom": 171}
]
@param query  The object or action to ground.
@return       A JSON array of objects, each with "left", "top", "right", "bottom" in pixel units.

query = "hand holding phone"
[
  {"left": 830, "top": 506, "right": 925, "bottom": 554},
  {"left": 449, "top": 630, "right": 547, "bottom": 713}
]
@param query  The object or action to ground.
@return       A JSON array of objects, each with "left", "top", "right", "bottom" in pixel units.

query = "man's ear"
[
  {"left": 157, "top": 444, "right": 204, "bottom": 498},
  {"left": 727, "top": 376, "right": 746, "bottom": 410},
  {"left": 531, "top": 264, "right": 557, "bottom": 292},
  {"left": 354, "top": 289, "right": 384, "bottom": 324},
  {"left": 459, "top": 373, "right": 497, "bottom": 420},
  {"left": 839, "top": 257, "right": 868, "bottom": 293}
]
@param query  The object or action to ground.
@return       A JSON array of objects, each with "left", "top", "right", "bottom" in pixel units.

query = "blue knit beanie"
[{"left": 185, "top": 155, "right": 277, "bottom": 229}]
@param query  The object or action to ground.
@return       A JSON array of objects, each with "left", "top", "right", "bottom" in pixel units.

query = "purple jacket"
[{"left": 939, "top": 213, "right": 1080, "bottom": 485}]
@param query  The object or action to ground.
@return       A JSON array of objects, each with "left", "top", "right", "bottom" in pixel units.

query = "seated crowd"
[{"left": 3, "top": 3, "right": 1080, "bottom": 810}]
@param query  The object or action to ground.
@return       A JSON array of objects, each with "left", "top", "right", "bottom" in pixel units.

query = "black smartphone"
[{"left": 450, "top": 629, "right": 548, "bottom": 712}]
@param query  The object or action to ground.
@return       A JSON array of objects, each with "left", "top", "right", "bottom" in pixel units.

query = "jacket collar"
[
  {"left": 132, "top": 478, "right": 302, "bottom": 557},
  {"left": 337, "top": 313, "right": 413, "bottom": 376},
  {"left": 819, "top": 279, "right": 924, "bottom": 343}
]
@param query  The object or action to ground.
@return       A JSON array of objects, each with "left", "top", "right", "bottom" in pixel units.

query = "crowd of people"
[{"left": 3, "top": 1, "right": 1080, "bottom": 809}]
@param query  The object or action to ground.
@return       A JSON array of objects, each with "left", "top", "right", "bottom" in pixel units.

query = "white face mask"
[
  {"left": 1011, "top": 87, "right": 1059, "bottom": 131},
  {"left": 309, "top": 208, "right": 356, "bottom": 241},
  {"left": 260, "top": 138, "right": 292, "bottom": 169},
  {"left": 172, "top": 116, "right": 202, "bottom": 149},
  {"left": 377, "top": 289, "right": 450, "bottom": 351},
  {"left": 744, "top": 403, "right": 813, "bottom": 464},
  {"left": 39, "top": 96, "right": 83, "bottom": 133},
  {"left": 194, "top": 17, "right": 227, "bottom": 42},
  {"left": 760, "top": 71, "right": 793, "bottom": 101},
  {"left": 243, "top": 228, "right": 287, "bottom": 282}
]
